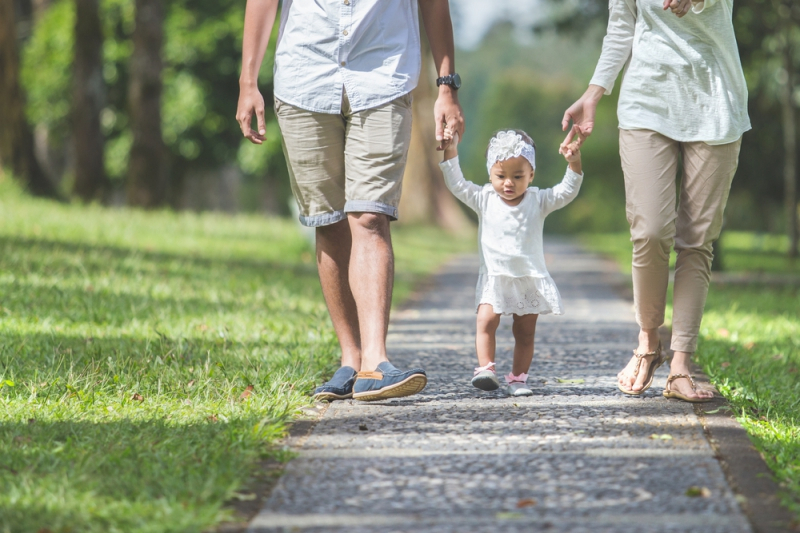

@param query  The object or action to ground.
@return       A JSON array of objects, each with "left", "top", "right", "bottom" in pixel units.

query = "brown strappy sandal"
[
  {"left": 618, "top": 340, "right": 665, "bottom": 395},
  {"left": 662, "top": 374, "right": 713, "bottom": 403}
]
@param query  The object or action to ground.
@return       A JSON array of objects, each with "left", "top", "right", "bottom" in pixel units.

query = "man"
[{"left": 236, "top": 0, "right": 465, "bottom": 401}]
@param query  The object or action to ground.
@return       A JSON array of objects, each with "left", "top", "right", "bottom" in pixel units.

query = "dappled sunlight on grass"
[{"left": 0, "top": 181, "right": 474, "bottom": 532}]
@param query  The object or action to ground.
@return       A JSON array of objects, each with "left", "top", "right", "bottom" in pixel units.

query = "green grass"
[
  {"left": 0, "top": 175, "right": 474, "bottom": 533},
  {"left": 580, "top": 231, "right": 800, "bottom": 520}
]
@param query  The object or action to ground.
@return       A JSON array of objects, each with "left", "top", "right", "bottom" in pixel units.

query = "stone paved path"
[{"left": 248, "top": 240, "right": 752, "bottom": 533}]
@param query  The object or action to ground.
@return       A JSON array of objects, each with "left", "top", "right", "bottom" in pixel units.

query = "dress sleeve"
[
  {"left": 538, "top": 167, "right": 584, "bottom": 217},
  {"left": 439, "top": 156, "right": 484, "bottom": 213},
  {"left": 588, "top": 0, "right": 638, "bottom": 95}
]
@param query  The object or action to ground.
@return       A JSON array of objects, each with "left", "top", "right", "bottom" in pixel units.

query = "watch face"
[{"left": 452, "top": 73, "right": 461, "bottom": 89}]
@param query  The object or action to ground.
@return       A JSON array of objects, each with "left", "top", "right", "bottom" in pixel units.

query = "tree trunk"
[
  {"left": 0, "top": 0, "right": 59, "bottom": 198},
  {"left": 127, "top": 0, "right": 166, "bottom": 207},
  {"left": 780, "top": 19, "right": 798, "bottom": 258},
  {"left": 73, "top": 0, "right": 107, "bottom": 201},
  {"left": 398, "top": 23, "right": 470, "bottom": 231}
]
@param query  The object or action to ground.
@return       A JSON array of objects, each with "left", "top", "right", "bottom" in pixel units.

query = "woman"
[{"left": 561, "top": 0, "right": 750, "bottom": 401}]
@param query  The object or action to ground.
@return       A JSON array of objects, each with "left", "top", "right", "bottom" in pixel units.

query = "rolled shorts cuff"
[
  {"left": 299, "top": 210, "right": 346, "bottom": 228},
  {"left": 344, "top": 200, "right": 398, "bottom": 221}
]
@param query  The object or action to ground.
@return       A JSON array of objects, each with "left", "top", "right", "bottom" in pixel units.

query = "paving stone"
[{"left": 247, "top": 239, "right": 752, "bottom": 533}]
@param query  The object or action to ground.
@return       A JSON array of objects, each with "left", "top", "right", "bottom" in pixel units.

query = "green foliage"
[
  {"left": 20, "top": 0, "right": 288, "bottom": 205},
  {"left": 0, "top": 180, "right": 473, "bottom": 531}
]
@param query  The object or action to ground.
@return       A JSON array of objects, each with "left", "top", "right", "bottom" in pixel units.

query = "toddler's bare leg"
[
  {"left": 511, "top": 313, "right": 538, "bottom": 376},
  {"left": 476, "top": 304, "right": 500, "bottom": 368}
]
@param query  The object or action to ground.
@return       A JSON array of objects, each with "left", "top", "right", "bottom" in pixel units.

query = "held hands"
[
  {"left": 236, "top": 82, "right": 267, "bottom": 145},
  {"left": 560, "top": 85, "right": 603, "bottom": 152},
  {"left": 559, "top": 140, "right": 582, "bottom": 174},
  {"left": 663, "top": 0, "right": 692, "bottom": 17},
  {"left": 435, "top": 87, "right": 465, "bottom": 151},
  {"left": 441, "top": 127, "right": 459, "bottom": 162}
]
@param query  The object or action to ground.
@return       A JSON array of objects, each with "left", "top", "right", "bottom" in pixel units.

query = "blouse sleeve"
[
  {"left": 690, "top": 0, "right": 721, "bottom": 13},
  {"left": 439, "top": 156, "right": 484, "bottom": 213},
  {"left": 538, "top": 167, "right": 584, "bottom": 217},
  {"left": 588, "top": 0, "right": 638, "bottom": 95}
]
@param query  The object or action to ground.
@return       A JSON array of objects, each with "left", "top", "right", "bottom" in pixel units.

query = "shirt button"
[
  {"left": 340, "top": 61, "right": 346, "bottom": 66},
  {"left": 343, "top": 0, "right": 349, "bottom": 4},
  {"left": 342, "top": 29, "right": 348, "bottom": 36}
]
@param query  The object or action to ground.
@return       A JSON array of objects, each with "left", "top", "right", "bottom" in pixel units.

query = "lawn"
[
  {"left": 580, "top": 231, "right": 800, "bottom": 520},
  {"left": 0, "top": 175, "right": 474, "bottom": 533}
]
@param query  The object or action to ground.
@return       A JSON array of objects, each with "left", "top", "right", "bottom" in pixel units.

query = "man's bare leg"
[
  {"left": 316, "top": 219, "right": 361, "bottom": 370},
  {"left": 347, "top": 212, "right": 393, "bottom": 371}
]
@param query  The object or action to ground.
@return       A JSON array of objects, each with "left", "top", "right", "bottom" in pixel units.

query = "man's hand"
[
  {"left": 663, "top": 0, "right": 691, "bottom": 17},
  {"left": 434, "top": 87, "right": 464, "bottom": 151},
  {"left": 236, "top": 82, "right": 267, "bottom": 145},
  {"left": 560, "top": 84, "right": 604, "bottom": 151}
]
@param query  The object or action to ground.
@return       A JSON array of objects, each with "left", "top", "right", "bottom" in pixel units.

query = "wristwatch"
[{"left": 436, "top": 73, "right": 461, "bottom": 90}]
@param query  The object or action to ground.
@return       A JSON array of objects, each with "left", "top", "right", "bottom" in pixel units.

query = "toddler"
[{"left": 440, "top": 129, "right": 583, "bottom": 396}]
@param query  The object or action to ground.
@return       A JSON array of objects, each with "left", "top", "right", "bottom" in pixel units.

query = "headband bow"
[{"left": 486, "top": 131, "right": 536, "bottom": 174}]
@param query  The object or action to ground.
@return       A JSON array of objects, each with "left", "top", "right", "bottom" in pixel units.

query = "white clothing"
[
  {"left": 274, "top": 0, "right": 420, "bottom": 114},
  {"left": 589, "top": 0, "right": 751, "bottom": 145},
  {"left": 439, "top": 157, "right": 583, "bottom": 316}
]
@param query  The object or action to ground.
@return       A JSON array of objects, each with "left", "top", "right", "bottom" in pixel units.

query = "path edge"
[{"left": 583, "top": 239, "right": 796, "bottom": 533}]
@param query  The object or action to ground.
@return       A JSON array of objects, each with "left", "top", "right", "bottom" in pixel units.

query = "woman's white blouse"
[
  {"left": 589, "top": 0, "right": 751, "bottom": 144},
  {"left": 439, "top": 157, "right": 583, "bottom": 315}
]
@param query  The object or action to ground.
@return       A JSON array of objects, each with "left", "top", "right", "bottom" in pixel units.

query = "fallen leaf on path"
[
  {"left": 240, "top": 385, "right": 254, "bottom": 400},
  {"left": 704, "top": 406, "right": 731, "bottom": 414},
  {"left": 685, "top": 486, "right": 711, "bottom": 497},
  {"left": 554, "top": 377, "right": 585, "bottom": 384},
  {"left": 132, "top": 393, "right": 144, "bottom": 402},
  {"left": 649, "top": 434, "right": 673, "bottom": 440},
  {"left": 516, "top": 498, "right": 537, "bottom": 508},
  {"left": 232, "top": 492, "right": 257, "bottom": 501}
]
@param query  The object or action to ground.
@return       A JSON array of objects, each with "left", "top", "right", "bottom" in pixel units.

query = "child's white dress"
[{"left": 439, "top": 156, "right": 583, "bottom": 316}]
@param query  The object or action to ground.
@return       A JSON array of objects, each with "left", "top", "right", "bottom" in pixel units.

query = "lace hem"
[{"left": 475, "top": 273, "right": 563, "bottom": 316}]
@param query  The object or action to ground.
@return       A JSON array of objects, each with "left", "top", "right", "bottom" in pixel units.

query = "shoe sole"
[
  {"left": 352, "top": 374, "right": 427, "bottom": 402},
  {"left": 471, "top": 374, "right": 500, "bottom": 391},
  {"left": 313, "top": 391, "right": 353, "bottom": 402}
]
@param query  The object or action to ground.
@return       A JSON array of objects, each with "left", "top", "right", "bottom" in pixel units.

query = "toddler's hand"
[
  {"left": 442, "top": 127, "right": 459, "bottom": 161},
  {"left": 559, "top": 141, "right": 581, "bottom": 163}
]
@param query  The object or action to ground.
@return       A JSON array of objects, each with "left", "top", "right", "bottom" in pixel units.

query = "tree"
[
  {"left": 73, "top": 0, "right": 108, "bottom": 201},
  {"left": 398, "top": 26, "right": 470, "bottom": 231},
  {"left": 0, "top": 0, "right": 59, "bottom": 198},
  {"left": 127, "top": 0, "right": 166, "bottom": 207}
]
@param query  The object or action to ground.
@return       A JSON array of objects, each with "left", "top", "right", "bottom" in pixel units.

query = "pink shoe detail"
[
  {"left": 504, "top": 372, "right": 528, "bottom": 384},
  {"left": 474, "top": 362, "right": 496, "bottom": 376}
]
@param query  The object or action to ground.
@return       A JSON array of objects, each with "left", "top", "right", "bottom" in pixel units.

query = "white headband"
[{"left": 486, "top": 130, "right": 536, "bottom": 174}]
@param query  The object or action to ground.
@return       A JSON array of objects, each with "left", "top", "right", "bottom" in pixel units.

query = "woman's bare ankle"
[{"left": 637, "top": 328, "right": 660, "bottom": 353}]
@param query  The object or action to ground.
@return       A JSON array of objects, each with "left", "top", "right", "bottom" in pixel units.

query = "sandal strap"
[
  {"left": 665, "top": 373, "right": 696, "bottom": 392},
  {"left": 630, "top": 341, "right": 663, "bottom": 378}
]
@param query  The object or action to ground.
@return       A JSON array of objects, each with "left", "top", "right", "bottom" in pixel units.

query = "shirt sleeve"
[
  {"left": 538, "top": 167, "right": 584, "bottom": 217},
  {"left": 439, "top": 156, "right": 484, "bottom": 213},
  {"left": 588, "top": 0, "right": 638, "bottom": 95}
]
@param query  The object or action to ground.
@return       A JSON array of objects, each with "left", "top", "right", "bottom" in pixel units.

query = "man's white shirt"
[{"left": 274, "top": 0, "right": 421, "bottom": 114}]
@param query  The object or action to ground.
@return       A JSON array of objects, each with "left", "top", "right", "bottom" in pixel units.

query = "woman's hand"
[
  {"left": 560, "top": 85, "right": 604, "bottom": 151},
  {"left": 663, "top": 0, "right": 691, "bottom": 18}
]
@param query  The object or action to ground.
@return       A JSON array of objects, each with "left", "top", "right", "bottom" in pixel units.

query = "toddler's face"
[{"left": 489, "top": 156, "right": 534, "bottom": 204}]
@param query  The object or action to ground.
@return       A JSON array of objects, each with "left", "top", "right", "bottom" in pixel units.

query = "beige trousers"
[{"left": 619, "top": 129, "right": 742, "bottom": 353}]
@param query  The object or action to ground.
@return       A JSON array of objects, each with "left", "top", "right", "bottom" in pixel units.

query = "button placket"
[{"left": 338, "top": 0, "right": 352, "bottom": 68}]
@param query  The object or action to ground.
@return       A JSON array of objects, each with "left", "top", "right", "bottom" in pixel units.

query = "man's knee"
[{"left": 349, "top": 212, "right": 390, "bottom": 234}]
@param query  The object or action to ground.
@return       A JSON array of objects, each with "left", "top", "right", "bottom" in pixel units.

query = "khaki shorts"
[{"left": 275, "top": 91, "right": 413, "bottom": 227}]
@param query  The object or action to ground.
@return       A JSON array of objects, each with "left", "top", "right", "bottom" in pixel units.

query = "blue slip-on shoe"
[
  {"left": 313, "top": 366, "right": 357, "bottom": 401},
  {"left": 352, "top": 361, "right": 427, "bottom": 402}
]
